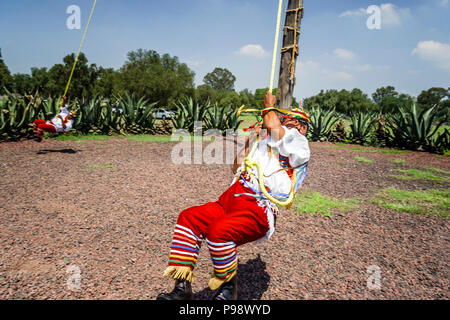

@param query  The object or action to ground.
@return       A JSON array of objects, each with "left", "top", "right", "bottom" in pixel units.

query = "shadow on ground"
[
  {"left": 194, "top": 255, "right": 270, "bottom": 300},
  {"left": 37, "top": 149, "right": 78, "bottom": 155}
]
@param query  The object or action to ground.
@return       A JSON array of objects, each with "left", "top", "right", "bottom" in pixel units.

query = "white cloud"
[
  {"left": 438, "top": 0, "right": 449, "bottom": 7},
  {"left": 339, "top": 3, "right": 411, "bottom": 27},
  {"left": 298, "top": 60, "right": 354, "bottom": 81},
  {"left": 334, "top": 48, "right": 356, "bottom": 60},
  {"left": 235, "top": 44, "right": 269, "bottom": 58},
  {"left": 380, "top": 4, "right": 410, "bottom": 26},
  {"left": 343, "top": 64, "right": 391, "bottom": 72},
  {"left": 344, "top": 64, "right": 372, "bottom": 72},
  {"left": 412, "top": 40, "right": 450, "bottom": 72},
  {"left": 332, "top": 71, "right": 354, "bottom": 81},
  {"left": 339, "top": 8, "right": 366, "bottom": 18},
  {"left": 184, "top": 59, "right": 201, "bottom": 68},
  {"left": 298, "top": 60, "right": 320, "bottom": 70}
]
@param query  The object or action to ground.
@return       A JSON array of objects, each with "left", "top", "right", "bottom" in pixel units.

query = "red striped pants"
[
  {"left": 168, "top": 180, "right": 273, "bottom": 281},
  {"left": 34, "top": 119, "right": 56, "bottom": 133}
]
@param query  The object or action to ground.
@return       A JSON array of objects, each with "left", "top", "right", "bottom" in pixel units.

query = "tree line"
[{"left": 0, "top": 48, "right": 448, "bottom": 116}]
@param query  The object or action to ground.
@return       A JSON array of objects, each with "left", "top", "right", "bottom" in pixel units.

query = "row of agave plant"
[
  {"left": 0, "top": 90, "right": 159, "bottom": 140},
  {"left": 0, "top": 91, "right": 243, "bottom": 141},
  {"left": 171, "top": 97, "right": 242, "bottom": 134},
  {"left": 306, "top": 104, "right": 449, "bottom": 154}
]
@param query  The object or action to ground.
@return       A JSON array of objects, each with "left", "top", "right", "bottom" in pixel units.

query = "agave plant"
[
  {"left": 204, "top": 103, "right": 229, "bottom": 131},
  {"left": 203, "top": 103, "right": 243, "bottom": 135},
  {"left": 426, "top": 129, "right": 449, "bottom": 154},
  {"left": 117, "top": 94, "right": 157, "bottom": 134},
  {"left": 224, "top": 108, "right": 243, "bottom": 133},
  {"left": 0, "top": 90, "right": 43, "bottom": 140},
  {"left": 386, "top": 103, "right": 448, "bottom": 151},
  {"left": 328, "top": 119, "right": 347, "bottom": 143},
  {"left": 100, "top": 99, "right": 124, "bottom": 135},
  {"left": 307, "top": 106, "right": 339, "bottom": 142},
  {"left": 75, "top": 96, "right": 105, "bottom": 134},
  {"left": 41, "top": 97, "right": 61, "bottom": 120},
  {"left": 171, "top": 97, "right": 210, "bottom": 133},
  {"left": 349, "top": 112, "right": 376, "bottom": 145},
  {"left": 373, "top": 113, "right": 391, "bottom": 147}
]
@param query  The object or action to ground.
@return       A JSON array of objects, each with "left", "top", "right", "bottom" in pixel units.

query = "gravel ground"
[{"left": 0, "top": 138, "right": 448, "bottom": 300}]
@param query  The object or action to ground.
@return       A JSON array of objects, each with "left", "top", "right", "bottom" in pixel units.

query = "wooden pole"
[{"left": 276, "top": 0, "right": 304, "bottom": 110}]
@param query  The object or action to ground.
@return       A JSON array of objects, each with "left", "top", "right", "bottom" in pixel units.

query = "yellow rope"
[
  {"left": 269, "top": 0, "right": 284, "bottom": 92},
  {"left": 237, "top": 104, "right": 308, "bottom": 119},
  {"left": 234, "top": 1, "right": 308, "bottom": 208},
  {"left": 62, "top": 0, "right": 98, "bottom": 105},
  {"left": 234, "top": 135, "right": 297, "bottom": 208}
]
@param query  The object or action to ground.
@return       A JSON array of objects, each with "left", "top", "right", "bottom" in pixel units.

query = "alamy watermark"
[
  {"left": 169, "top": 122, "right": 279, "bottom": 165},
  {"left": 366, "top": 265, "right": 382, "bottom": 290},
  {"left": 366, "top": 5, "right": 382, "bottom": 30},
  {"left": 66, "top": 264, "right": 81, "bottom": 290},
  {"left": 66, "top": 5, "right": 81, "bottom": 30}
]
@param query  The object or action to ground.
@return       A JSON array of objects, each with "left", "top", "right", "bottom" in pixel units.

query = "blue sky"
[{"left": 0, "top": 0, "right": 449, "bottom": 99}]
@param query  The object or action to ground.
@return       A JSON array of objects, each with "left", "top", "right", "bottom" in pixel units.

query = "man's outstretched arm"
[{"left": 262, "top": 91, "right": 285, "bottom": 141}]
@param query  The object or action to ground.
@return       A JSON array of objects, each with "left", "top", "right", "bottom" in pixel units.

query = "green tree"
[
  {"left": 12, "top": 73, "right": 33, "bottom": 94},
  {"left": 203, "top": 67, "right": 236, "bottom": 91},
  {"left": 378, "top": 93, "right": 414, "bottom": 114},
  {"left": 30, "top": 67, "right": 50, "bottom": 94},
  {"left": 93, "top": 67, "right": 116, "bottom": 97},
  {"left": 305, "top": 89, "right": 375, "bottom": 115},
  {"left": 238, "top": 89, "right": 255, "bottom": 107},
  {"left": 115, "top": 49, "right": 195, "bottom": 106},
  {"left": 12, "top": 67, "right": 50, "bottom": 95},
  {"left": 32, "top": 52, "right": 99, "bottom": 99},
  {"left": 195, "top": 84, "right": 217, "bottom": 105},
  {"left": 0, "top": 49, "right": 13, "bottom": 92},
  {"left": 417, "top": 87, "right": 449, "bottom": 110},
  {"left": 218, "top": 90, "right": 241, "bottom": 108},
  {"left": 254, "top": 88, "right": 277, "bottom": 109},
  {"left": 372, "top": 86, "right": 398, "bottom": 104}
]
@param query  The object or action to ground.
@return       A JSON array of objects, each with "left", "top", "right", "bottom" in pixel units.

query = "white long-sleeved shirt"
[
  {"left": 234, "top": 125, "right": 310, "bottom": 199},
  {"left": 48, "top": 107, "right": 73, "bottom": 133},
  {"left": 233, "top": 126, "right": 310, "bottom": 242}
]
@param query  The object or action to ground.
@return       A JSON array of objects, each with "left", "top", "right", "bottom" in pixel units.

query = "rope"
[
  {"left": 269, "top": 0, "right": 284, "bottom": 92},
  {"left": 233, "top": 134, "right": 308, "bottom": 208},
  {"left": 62, "top": 0, "right": 98, "bottom": 106},
  {"left": 233, "top": 1, "right": 308, "bottom": 208},
  {"left": 237, "top": 105, "right": 309, "bottom": 122}
]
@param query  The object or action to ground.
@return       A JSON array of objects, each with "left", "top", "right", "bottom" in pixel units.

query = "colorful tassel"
[{"left": 163, "top": 266, "right": 195, "bottom": 282}]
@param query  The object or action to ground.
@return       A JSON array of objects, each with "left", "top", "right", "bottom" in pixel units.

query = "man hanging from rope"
[
  {"left": 33, "top": 97, "right": 76, "bottom": 142},
  {"left": 157, "top": 91, "right": 310, "bottom": 300}
]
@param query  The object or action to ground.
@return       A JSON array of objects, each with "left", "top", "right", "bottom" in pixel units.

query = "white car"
[{"left": 153, "top": 109, "right": 175, "bottom": 120}]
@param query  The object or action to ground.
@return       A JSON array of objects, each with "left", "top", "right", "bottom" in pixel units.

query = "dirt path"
[{"left": 0, "top": 139, "right": 448, "bottom": 299}]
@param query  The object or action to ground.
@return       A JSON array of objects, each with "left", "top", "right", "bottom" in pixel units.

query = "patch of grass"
[
  {"left": 53, "top": 134, "right": 111, "bottom": 141},
  {"left": 373, "top": 187, "right": 449, "bottom": 218},
  {"left": 390, "top": 168, "right": 449, "bottom": 184},
  {"left": 391, "top": 159, "right": 406, "bottom": 165},
  {"left": 238, "top": 114, "right": 259, "bottom": 130},
  {"left": 127, "top": 134, "right": 215, "bottom": 142},
  {"left": 87, "top": 162, "right": 117, "bottom": 171},
  {"left": 371, "top": 149, "right": 407, "bottom": 155},
  {"left": 314, "top": 143, "right": 408, "bottom": 155},
  {"left": 126, "top": 135, "right": 173, "bottom": 142},
  {"left": 295, "top": 191, "right": 360, "bottom": 218},
  {"left": 427, "top": 167, "right": 450, "bottom": 176},
  {"left": 313, "top": 144, "right": 345, "bottom": 150},
  {"left": 354, "top": 156, "right": 373, "bottom": 164}
]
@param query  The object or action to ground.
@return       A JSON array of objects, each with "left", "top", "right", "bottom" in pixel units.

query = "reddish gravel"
[{"left": 0, "top": 138, "right": 448, "bottom": 300}]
